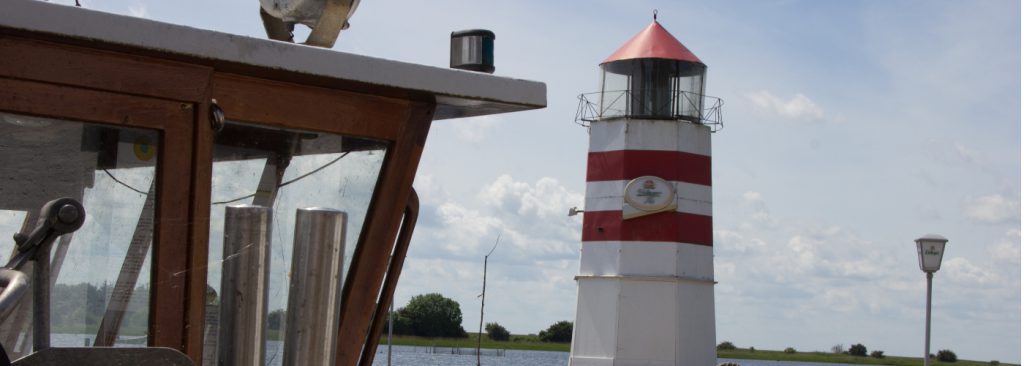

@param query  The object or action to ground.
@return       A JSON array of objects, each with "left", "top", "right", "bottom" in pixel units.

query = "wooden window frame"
[{"left": 0, "top": 34, "right": 436, "bottom": 365}]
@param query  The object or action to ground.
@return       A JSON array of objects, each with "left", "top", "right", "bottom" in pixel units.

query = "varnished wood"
[
  {"left": 0, "top": 78, "right": 190, "bottom": 129},
  {"left": 183, "top": 91, "right": 215, "bottom": 362},
  {"left": 358, "top": 190, "right": 419, "bottom": 366},
  {"left": 0, "top": 36, "right": 211, "bottom": 103},
  {"left": 334, "top": 102, "right": 434, "bottom": 366},
  {"left": 211, "top": 74, "right": 409, "bottom": 140}
]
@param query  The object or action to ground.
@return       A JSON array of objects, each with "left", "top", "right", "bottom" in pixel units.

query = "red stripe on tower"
[
  {"left": 581, "top": 210, "right": 713, "bottom": 245},
  {"left": 586, "top": 150, "right": 711, "bottom": 186}
]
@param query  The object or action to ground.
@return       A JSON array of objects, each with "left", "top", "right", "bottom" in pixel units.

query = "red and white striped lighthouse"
[{"left": 570, "top": 14, "right": 722, "bottom": 366}]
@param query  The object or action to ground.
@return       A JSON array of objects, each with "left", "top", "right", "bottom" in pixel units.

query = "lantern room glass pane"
[
  {"left": 630, "top": 59, "right": 676, "bottom": 118},
  {"left": 0, "top": 112, "right": 156, "bottom": 357},
  {"left": 599, "top": 59, "right": 706, "bottom": 121},
  {"left": 599, "top": 71, "right": 629, "bottom": 118},
  {"left": 202, "top": 121, "right": 387, "bottom": 365},
  {"left": 674, "top": 69, "right": 705, "bottom": 122}
]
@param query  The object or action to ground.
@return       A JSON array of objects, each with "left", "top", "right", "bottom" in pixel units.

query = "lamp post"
[{"left": 915, "top": 234, "right": 948, "bottom": 366}]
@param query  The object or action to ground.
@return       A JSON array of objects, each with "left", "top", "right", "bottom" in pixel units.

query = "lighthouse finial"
[{"left": 653, "top": 9, "right": 658, "bottom": 21}]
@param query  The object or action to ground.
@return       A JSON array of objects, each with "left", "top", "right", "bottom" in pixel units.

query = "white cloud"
[
  {"left": 747, "top": 91, "right": 827, "bottom": 122},
  {"left": 963, "top": 194, "right": 1020, "bottom": 224},
  {"left": 434, "top": 202, "right": 502, "bottom": 254},
  {"left": 450, "top": 116, "right": 498, "bottom": 143},
  {"left": 412, "top": 173, "right": 448, "bottom": 207},
  {"left": 396, "top": 174, "right": 585, "bottom": 334},
  {"left": 953, "top": 142, "right": 981, "bottom": 165},
  {"left": 943, "top": 257, "right": 999, "bottom": 285},
  {"left": 128, "top": 3, "right": 148, "bottom": 18},
  {"left": 988, "top": 229, "right": 1021, "bottom": 266},
  {"left": 410, "top": 174, "right": 583, "bottom": 262},
  {"left": 479, "top": 175, "right": 584, "bottom": 219}
]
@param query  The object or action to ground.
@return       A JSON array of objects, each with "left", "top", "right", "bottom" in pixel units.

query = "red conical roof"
[{"left": 602, "top": 20, "right": 702, "bottom": 64}]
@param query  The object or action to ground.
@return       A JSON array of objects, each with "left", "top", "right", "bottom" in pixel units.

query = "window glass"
[
  {"left": 203, "top": 122, "right": 387, "bottom": 365},
  {"left": 0, "top": 112, "right": 157, "bottom": 357}
]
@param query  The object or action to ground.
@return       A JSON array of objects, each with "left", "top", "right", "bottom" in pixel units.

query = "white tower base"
[{"left": 570, "top": 242, "right": 715, "bottom": 366}]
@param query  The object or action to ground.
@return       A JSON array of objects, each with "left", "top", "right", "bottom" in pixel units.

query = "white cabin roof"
[{"left": 0, "top": 0, "right": 546, "bottom": 120}]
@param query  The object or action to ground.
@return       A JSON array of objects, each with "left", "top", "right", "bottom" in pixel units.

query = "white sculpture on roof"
[{"left": 259, "top": 0, "right": 361, "bottom": 48}]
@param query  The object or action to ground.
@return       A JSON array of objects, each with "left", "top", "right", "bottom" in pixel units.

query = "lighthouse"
[{"left": 570, "top": 14, "right": 722, "bottom": 366}]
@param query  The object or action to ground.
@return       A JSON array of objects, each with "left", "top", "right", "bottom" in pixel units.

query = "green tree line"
[{"left": 50, "top": 282, "right": 149, "bottom": 336}]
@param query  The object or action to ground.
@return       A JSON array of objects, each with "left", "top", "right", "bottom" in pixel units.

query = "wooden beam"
[
  {"left": 0, "top": 36, "right": 210, "bottom": 103},
  {"left": 211, "top": 74, "right": 409, "bottom": 140},
  {"left": 334, "top": 101, "right": 434, "bottom": 366}
]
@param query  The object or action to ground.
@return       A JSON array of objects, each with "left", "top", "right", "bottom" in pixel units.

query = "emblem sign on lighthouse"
[
  {"left": 571, "top": 13, "right": 723, "bottom": 366},
  {"left": 623, "top": 176, "right": 677, "bottom": 219}
]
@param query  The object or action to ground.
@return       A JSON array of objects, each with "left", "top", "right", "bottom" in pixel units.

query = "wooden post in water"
[{"left": 476, "top": 234, "right": 500, "bottom": 366}]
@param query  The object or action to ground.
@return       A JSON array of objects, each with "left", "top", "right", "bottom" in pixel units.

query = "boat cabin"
[{"left": 0, "top": 1, "right": 545, "bottom": 365}]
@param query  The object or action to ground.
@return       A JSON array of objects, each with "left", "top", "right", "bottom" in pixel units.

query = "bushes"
[
  {"left": 849, "top": 343, "right": 867, "bottom": 357},
  {"left": 392, "top": 293, "right": 468, "bottom": 338},
  {"left": 784, "top": 347, "right": 796, "bottom": 354},
  {"left": 717, "top": 341, "right": 737, "bottom": 351},
  {"left": 539, "top": 321, "right": 573, "bottom": 343},
  {"left": 870, "top": 350, "right": 885, "bottom": 359},
  {"left": 831, "top": 344, "right": 844, "bottom": 354},
  {"left": 485, "top": 322, "right": 510, "bottom": 341},
  {"left": 937, "top": 349, "right": 957, "bottom": 363}
]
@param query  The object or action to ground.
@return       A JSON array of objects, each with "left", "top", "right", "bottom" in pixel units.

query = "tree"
[
  {"left": 717, "top": 341, "right": 737, "bottom": 351},
  {"left": 937, "top": 349, "right": 957, "bottom": 363},
  {"left": 784, "top": 347, "right": 796, "bottom": 354},
  {"left": 539, "top": 321, "right": 573, "bottom": 343},
  {"left": 849, "top": 343, "right": 867, "bottom": 357},
  {"left": 871, "top": 350, "right": 885, "bottom": 359},
  {"left": 267, "top": 309, "right": 285, "bottom": 330},
  {"left": 393, "top": 293, "right": 467, "bottom": 338},
  {"left": 485, "top": 322, "right": 510, "bottom": 341},
  {"left": 831, "top": 344, "right": 844, "bottom": 354}
]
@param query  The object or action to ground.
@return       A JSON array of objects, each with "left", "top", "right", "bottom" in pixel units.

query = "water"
[
  {"left": 365, "top": 346, "right": 862, "bottom": 366},
  {"left": 51, "top": 335, "right": 861, "bottom": 366},
  {"left": 370, "top": 345, "right": 568, "bottom": 366}
]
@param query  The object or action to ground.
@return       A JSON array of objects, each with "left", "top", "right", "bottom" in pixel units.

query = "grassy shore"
[
  {"left": 377, "top": 335, "right": 1017, "bottom": 366},
  {"left": 718, "top": 348, "right": 1017, "bottom": 366},
  {"left": 380, "top": 333, "right": 570, "bottom": 352}
]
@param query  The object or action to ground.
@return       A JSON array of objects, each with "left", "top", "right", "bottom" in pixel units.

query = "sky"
[{"left": 22, "top": 0, "right": 1023, "bottom": 363}]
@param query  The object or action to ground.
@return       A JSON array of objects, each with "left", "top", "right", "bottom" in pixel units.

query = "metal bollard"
[
  {"left": 218, "top": 204, "right": 272, "bottom": 366},
  {"left": 283, "top": 207, "right": 347, "bottom": 366}
]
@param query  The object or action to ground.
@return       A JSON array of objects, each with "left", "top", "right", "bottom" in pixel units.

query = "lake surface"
[
  {"left": 50, "top": 335, "right": 865, "bottom": 366},
  {"left": 366, "top": 346, "right": 863, "bottom": 366},
  {"left": 370, "top": 345, "right": 568, "bottom": 366}
]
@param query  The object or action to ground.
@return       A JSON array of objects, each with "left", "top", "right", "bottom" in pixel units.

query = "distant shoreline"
[
  {"left": 377, "top": 336, "right": 1017, "bottom": 366},
  {"left": 718, "top": 349, "right": 1018, "bottom": 366}
]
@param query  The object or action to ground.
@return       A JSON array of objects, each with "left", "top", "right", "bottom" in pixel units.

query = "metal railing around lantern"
[{"left": 575, "top": 90, "right": 723, "bottom": 132}]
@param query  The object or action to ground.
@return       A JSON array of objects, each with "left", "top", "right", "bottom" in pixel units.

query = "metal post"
[
  {"left": 31, "top": 250, "right": 49, "bottom": 351},
  {"left": 388, "top": 299, "right": 393, "bottom": 366},
  {"left": 283, "top": 208, "right": 347, "bottom": 366},
  {"left": 218, "top": 205, "right": 272, "bottom": 366},
  {"left": 477, "top": 235, "right": 500, "bottom": 366},
  {"left": 924, "top": 272, "right": 933, "bottom": 366},
  {"left": 477, "top": 254, "right": 487, "bottom": 365}
]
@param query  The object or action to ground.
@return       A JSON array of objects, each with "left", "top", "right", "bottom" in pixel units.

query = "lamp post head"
[{"left": 915, "top": 234, "right": 948, "bottom": 273}]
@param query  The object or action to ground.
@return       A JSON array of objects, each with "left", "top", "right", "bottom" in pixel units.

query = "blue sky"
[{"left": 33, "top": 0, "right": 1021, "bottom": 363}]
